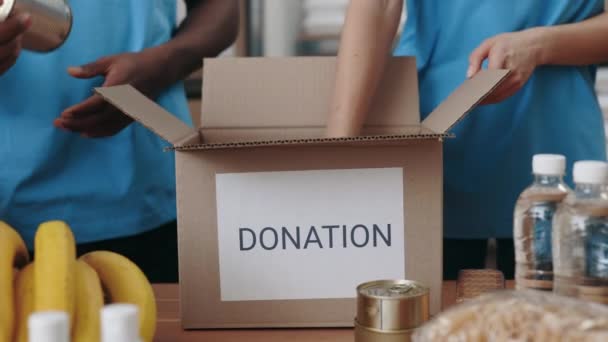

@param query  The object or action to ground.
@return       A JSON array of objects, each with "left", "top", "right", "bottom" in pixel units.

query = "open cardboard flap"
[
  {"left": 197, "top": 57, "right": 421, "bottom": 141},
  {"left": 95, "top": 85, "right": 197, "bottom": 145},
  {"left": 421, "top": 69, "right": 510, "bottom": 133},
  {"left": 95, "top": 57, "right": 509, "bottom": 150}
]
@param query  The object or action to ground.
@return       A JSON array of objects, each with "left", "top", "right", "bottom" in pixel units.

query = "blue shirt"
[
  {"left": 395, "top": 0, "right": 607, "bottom": 238},
  {"left": 0, "top": 0, "right": 191, "bottom": 246}
]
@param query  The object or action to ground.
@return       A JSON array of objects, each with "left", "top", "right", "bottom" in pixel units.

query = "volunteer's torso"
[
  {"left": 0, "top": 0, "right": 191, "bottom": 246},
  {"left": 395, "top": 0, "right": 607, "bottom": 238}
]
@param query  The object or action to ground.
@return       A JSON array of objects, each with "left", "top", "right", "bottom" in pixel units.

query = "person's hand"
[
  {"left": 0, "top": 5, "right": 31, "bottom": 75},
  {"left": 467, "top": 29, "right": 544, "bottom": 104},
  {"left": 55, "top": 50, "right": 169, "bottom": 138}
]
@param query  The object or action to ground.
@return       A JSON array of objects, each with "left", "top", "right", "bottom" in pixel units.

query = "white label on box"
[{"left": 215, "top": 168, "right": 406, "bottom": 302}]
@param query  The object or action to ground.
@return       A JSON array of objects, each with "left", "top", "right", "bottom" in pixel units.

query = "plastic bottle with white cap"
[
  {"left": 513, "top": 154, "right": 570, "bottom": 291},
  {"left": 101, "top": 304, "right": 142, "bottom": 342},
  {"left": 553, "top": 160, "right": 608, "bottom": 302},
  {"left": 28, "top": 311, "right": 69, "bottom": 342}
]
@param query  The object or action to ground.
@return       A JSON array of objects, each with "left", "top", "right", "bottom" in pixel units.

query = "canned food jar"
[
  {"left": 355, "top": 280, "right": 430, "bottom": 342},
  {"left": 0, "top": 0, "right": 72, "bottom": 52}
]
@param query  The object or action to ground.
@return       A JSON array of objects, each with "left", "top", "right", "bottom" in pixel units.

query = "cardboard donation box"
[{"left": 96, "top": 57, "right": 508, "bottom": 329}]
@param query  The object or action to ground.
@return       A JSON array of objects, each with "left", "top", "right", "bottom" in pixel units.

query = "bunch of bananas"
[{"left": 0, "top": 221, "right": 157, "bottom": 342}]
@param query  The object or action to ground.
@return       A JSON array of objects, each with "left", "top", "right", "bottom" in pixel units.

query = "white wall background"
[
  {"left": 263, "top": 0, "right": 404, "bottom": 56},
  {"left": 301, "top": 0, "right": 349, "bottom": 38},
  {"left": 263, "top": 0, "right": 303, "bottom": 56}
]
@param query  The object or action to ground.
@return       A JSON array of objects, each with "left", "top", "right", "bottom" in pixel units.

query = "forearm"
[
  {"left": 326, "top": 0, "right": 403, "bottom": 137},
  {"left": 537, "top": 12, "right": 608, "bottom": 66},
  {"left": 146, "top": 0, "right": 239, "bottom": 89}
]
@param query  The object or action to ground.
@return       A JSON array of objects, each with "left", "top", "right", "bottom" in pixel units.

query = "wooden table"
[{"left": 153, "top": 281, "right": 514, "bottom": 342}]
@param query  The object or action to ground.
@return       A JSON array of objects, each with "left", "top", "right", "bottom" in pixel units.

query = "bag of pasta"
[{"left": 413, "top": 290, "right": 608, "bottom": 342}]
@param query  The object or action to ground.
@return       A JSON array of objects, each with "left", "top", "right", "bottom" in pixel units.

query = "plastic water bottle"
[
  {"left": 101, "top": 304, "right": 142, "bottom": 342},
  {"left": 514, "top": 154, "right": 570, "bottom": 291},
  {"left": 553, "top": 161, "right": 608, "bottom": 303},
  {"left": 28, "top": 311, "right": 69, "bottom": 342}
]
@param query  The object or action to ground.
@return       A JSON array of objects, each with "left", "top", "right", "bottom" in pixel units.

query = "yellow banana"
[
  {"left": 73, "top": 260, "right": 103, "bottom": 342},
  {"left": 0, "top": 221, "right": 29, "bottom": 342},
  {"left": 13, "top": 263, "right": 34, "bottom": 342},
  {"left": 80, "top": 251, "right": 157, "bottom": 342},
  {"left": 34, "top": 221, "right": 76, "bottom": 329}
]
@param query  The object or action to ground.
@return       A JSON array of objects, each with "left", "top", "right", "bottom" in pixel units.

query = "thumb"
[
  {"left": 467, "top": 38, "right": 493, "bottom": 78},
  {"left": 67, "top": 57, "right": 113, "bottom": 79}
]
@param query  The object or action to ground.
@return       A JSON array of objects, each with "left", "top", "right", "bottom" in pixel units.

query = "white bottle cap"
[
  {"left": 573, "top": 161, "right": 608, "bottom": 184},
  {"left": 101, "top": 304, "right": 141, "bottom": 342},
  {"left": 532, "top": 154, "right": 566, "bottom": 175},
  {"left": 28, "top": 311, "right": 69, "bottom": 342}
]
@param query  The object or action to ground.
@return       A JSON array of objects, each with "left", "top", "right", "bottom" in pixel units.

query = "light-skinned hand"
[{"left": 468, "top": 29, "right": 544, "bottom": 104}]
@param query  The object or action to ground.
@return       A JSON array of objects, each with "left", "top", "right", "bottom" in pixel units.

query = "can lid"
[
  {"left": 0, "top": 0, "right": 15, "bottom": 22},
  {"left": 356, "top": 280, "right": 430, "bottom": 331},
  {"left": 357, "top": 280, "right": 428, "bottom": 299},
  {"left": 28, "top": 311, "right": 70, "bottom": 342},
  {"left": 532, "top": 154, "right": 566, "bottom": 176}
]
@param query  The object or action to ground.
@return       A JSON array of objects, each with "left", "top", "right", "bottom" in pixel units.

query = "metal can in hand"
[
  {"left": 355, "top": 280, "right": 430, "bottom": 342},
  {"left": 0, "top": 0, "right": 72, "bottom": 52}
]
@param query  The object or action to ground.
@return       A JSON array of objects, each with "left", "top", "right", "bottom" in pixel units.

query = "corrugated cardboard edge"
[
  {"left": 170, "top": 133, "right": 453, "bottom": 151},
  {"left": 422, "top": 69, "right": 511, "bottom": 134}
]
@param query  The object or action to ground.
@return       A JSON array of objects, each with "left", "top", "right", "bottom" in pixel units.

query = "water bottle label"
[
  {"left": 530, "top": 202, "right": 557, "bottom": 269},
  {"left": 585, "top": 217, "right": 608, "bottom": 279}
]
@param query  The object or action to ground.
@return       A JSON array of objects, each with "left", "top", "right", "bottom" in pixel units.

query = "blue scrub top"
[
  {"left": 0, "top": 0, "right": 191, "bottom": 246},
  {"left": 395, "top": 0, "right": 607, "bottom": 239}
]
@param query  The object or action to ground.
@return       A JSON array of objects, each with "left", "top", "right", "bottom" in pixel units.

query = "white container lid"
[
  {"left": 573, "top": 161, "right": 608, "bottom": 184},
  {"left": 101, "top": 304, "right": 141, "bottom": 342},
  {"left": 28, "top": 311, "right": 69, "bottom": 342},
  {"left": 533, "top": 154, "right": 566, "bottom": 175}
]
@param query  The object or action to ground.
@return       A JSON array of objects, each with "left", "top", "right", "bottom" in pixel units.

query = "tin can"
[
  {"left": 355, "top": 280, "right": 430, "bottom": 342},
  {"left": 0, "top": 0, "right": 72, "bottom": 52}
]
